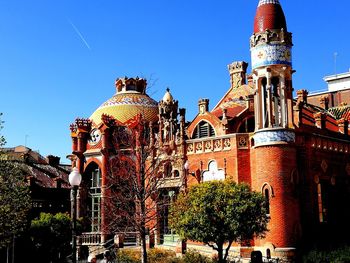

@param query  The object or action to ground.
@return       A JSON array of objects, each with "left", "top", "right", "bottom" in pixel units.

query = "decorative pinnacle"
[{"left": 258, "top": 0, "right": 280, "bottom": 6}]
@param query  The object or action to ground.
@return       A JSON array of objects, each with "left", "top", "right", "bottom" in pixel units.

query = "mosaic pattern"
[
  {"left": 254, "top": 129, "right": 295, "bottom": 145},
  {"left": 327, "top": 105, "right": 350, "bottom": 120},
  {"left": 258, "top": 0, "right": 280, "bottom": 6},
  {"left": 100, "top": 93, "right": 158, "bottom": 108},
  {"left": 90, "top": 93, "right": 158, "bottom": 124},
  {"left": 251, "top": 44, "right": 292, "bottom": 69}
]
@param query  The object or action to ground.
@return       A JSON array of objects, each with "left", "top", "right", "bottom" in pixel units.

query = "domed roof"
[
  {"left": 162, "top": 88, "right": 174, "bottom": 104},
  {"left": 90, "top": 77, "right": 159, "bottom": 125},
  {"left": 254, "top": 0, "right": 287, "bottom": 33}
]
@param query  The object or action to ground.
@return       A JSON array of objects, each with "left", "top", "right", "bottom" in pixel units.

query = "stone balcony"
[{"left": 79, "top": 232, "right": 102, "bottom": 245}]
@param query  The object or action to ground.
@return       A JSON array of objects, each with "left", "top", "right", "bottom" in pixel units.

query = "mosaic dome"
[
  {"left": 90, "top": 77, "right": 159, "bottom": 125},
  {"left": 254, "top": 0, "right": 287, "bottom": 33}
]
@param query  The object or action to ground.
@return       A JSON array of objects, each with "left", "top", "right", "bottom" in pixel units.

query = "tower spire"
[
  {"left": 254, "top": 0, "right": 287, "bottom": 33},
  {"left": 251, "top": 0, "right": 294, "bottom": 131}
]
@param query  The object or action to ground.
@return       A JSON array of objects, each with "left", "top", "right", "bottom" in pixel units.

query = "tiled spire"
[{"left": 254, "top": 0, "right": 287, "bottom": 33}]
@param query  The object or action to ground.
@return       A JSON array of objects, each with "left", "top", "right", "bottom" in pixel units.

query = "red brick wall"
[
  {"left": 237, "top": 147, "right": 251, "bottom": 185},
  {"left": 187, "top": 148, "right": 238, "bottom": 185},
  {"left": 251, "top": 145, "right": 301, "bottom": 248}
]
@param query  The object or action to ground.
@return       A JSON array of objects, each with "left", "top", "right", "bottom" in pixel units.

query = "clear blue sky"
[{"left": 1, "top": 0, "right": 349, "bottom": 163}]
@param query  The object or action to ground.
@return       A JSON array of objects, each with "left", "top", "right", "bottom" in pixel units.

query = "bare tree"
[{"left": 103, "top": 114, "right": 171, "bottom": 263}]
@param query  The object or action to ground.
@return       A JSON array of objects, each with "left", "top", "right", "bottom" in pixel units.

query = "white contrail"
[{"left": 68, "top": 19, "right": 91, "bottom": 50}]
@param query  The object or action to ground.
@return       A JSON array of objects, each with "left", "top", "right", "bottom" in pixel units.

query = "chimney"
[
  {"left": 26, "top": 176, "right": 35, "bottom": 187},
  {"left": 314, "top": 112, "right": 326, "bottom": 129},
  {"left": 337, "top": 118, "right": 348, "bottom": 135},
  {"left": 319, "top": 96, "right": 329, "bottom": 110},
  {"left": 198, "top": 99, "right": 209, "bottom": 114},
  {"left": 228, "top": 61, "right": 248, "bottom": 89},
  {"left": 296, "top": 90, "right": 308, "bottom": 104},
  {"left": 46, "top": 155, "right": 60, "bottom": 166},
  {"left": 54, "top": 178, "right": 62, "bottom": 189},
  {"left": 222, "top": 108, "right": 228, "bottom": 127}
]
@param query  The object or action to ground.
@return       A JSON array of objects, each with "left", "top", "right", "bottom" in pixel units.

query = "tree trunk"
[
  {"left": 139, "top": 140, "right": 148, "bottom": 263},
  {"left": 140, "top": 225, "right": 147, "bottom": 263},
  {"left": 217, "top": 242, "right": 225, "bottom": 263},
  {"left": 224, "top": 240, "right": 233, "bottom": 261}
]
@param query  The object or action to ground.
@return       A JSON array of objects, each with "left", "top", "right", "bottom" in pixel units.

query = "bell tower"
[
  {"left": 251, "top": 0, "right": 294, "bottom": 133},
  {"left": 250, "top": 1, "right": 300, "bottom": 260}
]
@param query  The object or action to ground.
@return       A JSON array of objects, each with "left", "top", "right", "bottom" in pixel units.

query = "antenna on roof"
[
  {"left": 334, "top": 52, "right": 338, "bottom": 76},
  {"left": 25, "top": 134, "right": 29, "bottom": 147}
]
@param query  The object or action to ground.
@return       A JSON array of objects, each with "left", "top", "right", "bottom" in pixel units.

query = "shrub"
[
  {"left": 116, "top": 249, "right": 140, "bottom": 263},
  {"left": 182, "top": 250, "right": 213, "bottom": 263},
  {"left": 148, "top": 248, "right": 177, "bottom": 263},
  {"left": 303, "top": 246, "right": 350, "bottom": 262},
  {"left": 115, "top": 247, "right": 215, "bottom": 263}
]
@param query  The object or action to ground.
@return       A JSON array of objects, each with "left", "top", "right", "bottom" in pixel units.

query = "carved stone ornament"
[{"left": 237, "top": 135, "right": 248, "bottom": 148}]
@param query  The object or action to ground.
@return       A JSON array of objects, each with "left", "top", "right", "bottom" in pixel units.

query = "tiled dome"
[
  {"left": 254, "top": 0, "right": 287, "bottom": 33},
  {"left": 90, "top": 77, "right": 159, "bottom": 125}
]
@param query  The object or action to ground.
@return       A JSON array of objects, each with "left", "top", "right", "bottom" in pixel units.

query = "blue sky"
[{"left": 1, "top": 0, "right": 349, "bottom": 163}]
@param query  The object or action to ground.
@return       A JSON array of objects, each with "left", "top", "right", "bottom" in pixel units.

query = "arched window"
[
  {"left": 262, "top": 183, "right": 273, "bottom": 215},
  {"left": 82, "top": 162, "right": 102, "bottom": 232},
  {"left": 174, "top": 170, "right": 180, "bottom": 178},
  {"left": 266, "top": 249, "right": 271, "bottom": 259},
  {"left": 264, "top": 188, "right": 270, "bottom": 215},
  {"left": 90, "top": 166, "right": 102, "bottom": 232},
  {"left": 193, "top": 121, "right": 215, "bottom": 139},
  {"left": 164, "top": 163, "right": 172, "bottom": 178},
  {"left": 238, "top": 117, "right": 255, "bottom": 133}
]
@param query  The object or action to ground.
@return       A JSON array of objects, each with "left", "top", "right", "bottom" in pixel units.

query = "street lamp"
[
  {"left": 183, "top": 160, "right": 189, "bottom": 189},
  {"left": 69, "top": 167, "right": 82, "bottom": 263},
  {"left": 184, "top": 160, "right": 189, "bottom": 171}
]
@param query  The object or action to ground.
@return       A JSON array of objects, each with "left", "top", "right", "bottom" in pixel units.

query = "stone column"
[
  {"left": 266, "top": 70, "right": 273, "bottom": 128},
  {"left": 253, "top": 74, "right": 261, "bottom": 130},
  {"left": 280, "top": 74, "right": 287, "bottom": 128}
]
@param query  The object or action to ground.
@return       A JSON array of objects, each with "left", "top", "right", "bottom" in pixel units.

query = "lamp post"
[
  {"left": 181, "top": 161, "right": 189, "bottom": 254},
  {"left": 183, "top": 160, "right": 189, "bottom": 190},
  {"left": 69, "top": 167, "right": 82, "bottom": 263}
]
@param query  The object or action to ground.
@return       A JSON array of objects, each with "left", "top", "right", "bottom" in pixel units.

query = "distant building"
[
  {"left": 69, "top": 0, "right": 350, "bottom": 262},
  {"left": 308, "top": 71, "right": 350, "bottom": 109},
  {"left": 1, "top": 145, "right": 71, "bottom": 218}
]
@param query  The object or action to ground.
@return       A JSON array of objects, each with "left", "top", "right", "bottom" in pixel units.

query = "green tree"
[
  {"left": 0, "top": 161, "right": 31, "bottom": 248},
  {"left": 30, "top": 212, "right": 73, "bottom": 263},
  {"left": 0, "top": 113, "right": 6, "bottom": 146},
  {"left": 0, "top": 113, "right": 31, "bottom": 249},
  {"left": 170, "top": 180, "right": 269, "bottom": 263}
]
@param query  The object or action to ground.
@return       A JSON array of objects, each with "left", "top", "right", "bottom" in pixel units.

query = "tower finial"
[{"left": 258, "top": 0, "right": 280, "bottom": 7}]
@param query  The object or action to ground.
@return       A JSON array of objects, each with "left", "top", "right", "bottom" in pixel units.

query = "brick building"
[
  {"left": 1, "top": 145, "right": 71, "bottom": 218},
  {"left": 69, "top": 0, "right": 350, "bottom": 261}
]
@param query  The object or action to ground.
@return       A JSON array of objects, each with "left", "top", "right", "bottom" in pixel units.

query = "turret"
[
  {"left": 251, "top": 0, "right": 294, "bottom": 132},
  {"left": 250, "top": 1, "right": 300, "bottom": 260}
]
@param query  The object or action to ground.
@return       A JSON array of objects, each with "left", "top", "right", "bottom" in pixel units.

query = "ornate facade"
[{"left": 69, "top": 0, "right": 350, "bottom": 261}]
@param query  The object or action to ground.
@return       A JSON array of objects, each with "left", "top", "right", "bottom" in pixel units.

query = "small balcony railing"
[{"left": 79, "top": 232, "right": 102, "bottom": 245}]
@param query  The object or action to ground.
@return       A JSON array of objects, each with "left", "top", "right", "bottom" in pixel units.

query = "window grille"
[{"left": 194, "top": 121, "right": 215, "bottom": 139}]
